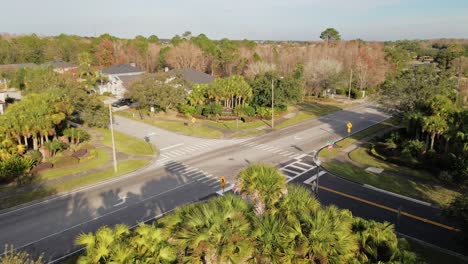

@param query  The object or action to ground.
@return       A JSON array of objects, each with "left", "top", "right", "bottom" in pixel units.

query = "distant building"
[
  {"left": 42, "top": 60, "right": 78, "bottom": 74},
  {"left": 98, "top": 63, "right": 145, "bottom": 97},
  {"left": 168, "top": 68, "right": 214, "bottom": 93}
]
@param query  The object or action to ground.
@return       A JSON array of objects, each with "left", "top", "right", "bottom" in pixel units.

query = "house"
[
  {"left": 0, "top": 88, "right": 21, "bottom": 115},
  {"left": 98, "top": 63, "right": 145, "bottom": 97},
  {"left": 168, "top": 68, "right": 214, "bottom": 92},
  {"left": 42, "top": 60, "right": 78, "bottom": 74}
]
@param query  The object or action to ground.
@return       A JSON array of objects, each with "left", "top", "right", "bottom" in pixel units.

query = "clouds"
[{"left": 0, "top": 0, "right": 466, "bottom": 40}]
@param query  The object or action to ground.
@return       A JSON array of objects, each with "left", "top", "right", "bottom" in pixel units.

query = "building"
[
  {"left": 168, "top": 68, "right": 214, "bottom": 92},
  {"left": 98, "top": 63, "right": 145, "bottom": 97},
  {"left": 42, "top": 60, "right": 78, "bottom": 74}
]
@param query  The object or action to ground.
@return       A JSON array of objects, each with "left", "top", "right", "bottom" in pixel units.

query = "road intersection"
[{"left": 0, "top": 103, "right": 463, "bottom": 262}]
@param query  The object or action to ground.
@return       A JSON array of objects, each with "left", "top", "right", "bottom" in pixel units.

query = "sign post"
[
  {"left": 220, "top": 176, "right": 226, "bottom": 194},
  {"left": 347, "top": 122, "right": 353, "bottom": 134}
]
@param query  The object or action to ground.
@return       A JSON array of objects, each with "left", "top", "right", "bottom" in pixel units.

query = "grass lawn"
[
  {"left": 319, "top": 119, "right": 395, "bottom": 159},
  {"left": 349, "top": 145, "right": 434, "bottom": 181},
  {"left": 51, "top": 159, "right": 150, "bottom": 192},
  {"left": 152, "top": 121, "right": 224, "bottom": 138},
  {"left": 322, "top": 161, "right": 459, "bottom": 207},
  {"left": 201, "top": 119, "right": 266, "bottom": 130},
  {"left": 100, "top": 128, "right": 156, "bottom": 155},
  {"left": 38, "top": 149, "right": 110, "bottom": 181},
  {"left": 275, "top": 111, "right": 316, "bottom": 129},
  {"left": 403, "top": 235, "right": 468, "bottom": 264},
  {"left": 231, "top": 130, "right": 266, "bottom": 138}
]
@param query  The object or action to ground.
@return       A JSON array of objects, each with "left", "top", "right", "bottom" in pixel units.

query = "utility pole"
[
  {"left": 348, "top": 68, "right": 353, "bottom": 99},
  {"left": 271, "top": 78, "right": 274, "bottom": 129},
  {"left": 109, "top": 104, "right": 118, "bottom": 173}
]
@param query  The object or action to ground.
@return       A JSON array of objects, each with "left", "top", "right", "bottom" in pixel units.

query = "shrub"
[
  {"left": 178, "top": 105, "right": 196, "bottom": 115},
  {"left": 401, "top": 139, "right": 425, "bottom": 159},
  {"left": 195, "top": 105, "right": 204, "bottom": 115},
  {"left": 335, "top": 88, "right": 345, "bottom": 95},
  {"left": 0, "top": 156, "right": 34, "bottom": 183},
  {"left": 79, "top": 144, "right": 96, "bottom": 151},
  {"left": 255, "top": 106, "right": 272, "bottom": 118},
  {"left": 275, "top": 105, "right": 287, "bottom": 113},
  {"left": 79, "top": 149, "right": 98, "bottom": 162},
  {"left": 234, "top": 105, "right": 256, "bottom": 117},
  {"left": 54, "top": 156, "right": 79, "bottom": 168},
  {"left": 24, "top": 150, "right": 43, "bottom": 165},
  {"left": 202, "top": 104, "right": 223, "bottom": 118}
]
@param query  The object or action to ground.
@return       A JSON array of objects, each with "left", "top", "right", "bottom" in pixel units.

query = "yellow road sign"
[
  {"left": 347, "top": 128, "right": 351, "bottom": 134},
  {"left": 347, "top": 122, "right": 352, "bottom": 129},
  {"left": 220, "top": 176, "right": 226, "bottom": 188},
  {"left": 191, "top": 117, "right": 196, "bottom": 123}
]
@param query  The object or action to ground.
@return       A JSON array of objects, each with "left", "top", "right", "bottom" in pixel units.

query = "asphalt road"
[{"left": 1, "top": 103, "right": 463, "bottom": 262}]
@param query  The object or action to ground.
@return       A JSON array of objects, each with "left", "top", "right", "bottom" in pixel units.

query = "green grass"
[
  {"left": 51, "top": 159, "right": 150, "bottom": 192},
  {"left": 322, "top": 160, "right": 459, "bottom": 207},
  {"left": 115, "top": 111, "right": 224, "bottom": 139},
  {"left": 319, "top": 119, "right": 395, "bottom": 159},
  {"left": 230, "top": 130, "right": 266, "bottom": 138},
  {"left": 100, "top": 128, "right": 156, "bottom": 155},
  {"left": 201, "top": 119, "right": 266, "bottom": 130},
  {"left": 38, "top": 149, "right": 110, "bottom": 181},
  {"left": 403, "top": 235, "right": 468, "bottom": 264},
  {"left": 275, "top": 111, "right": 316, "bottom": 129},
  {"left": 349, "top": 146, "right": 434, "bottom": 181}
]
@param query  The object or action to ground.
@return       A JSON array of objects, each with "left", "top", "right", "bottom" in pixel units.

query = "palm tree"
[
  {"left": 162, "top": 194, "right": 254, "bottom": 263},
  {"left": 422, "top": 115, "right": 448, "bottom": 150},
  {"left": 234, "top": 163, "right": 287, "bottom": 215}
]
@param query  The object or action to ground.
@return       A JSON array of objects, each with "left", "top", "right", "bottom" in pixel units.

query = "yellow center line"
[{"left": 314, "top": 184, "right": 460, "bottom": 232}]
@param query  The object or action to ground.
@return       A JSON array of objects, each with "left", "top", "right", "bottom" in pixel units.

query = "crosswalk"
[
  {"left": 279, "top": 160, "right": 317, "bottom": 182},
  {"left": 163, "top": 161, "right": 222, "bottom": 191},
  {"left": 237, "top": 141, "right": 303, "bottom": 159}
]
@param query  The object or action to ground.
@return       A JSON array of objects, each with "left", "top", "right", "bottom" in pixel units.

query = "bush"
[
  {"left": 255, "top": 106, "right": 272, "bottom": 118},
  {"left": 202, "top": 104, "right": 223, "bottom": 118},
  {"left": 195, "top": 105, "right": 204, "bottom": 115},
  {"left": 335, "top": 88, "right": 345, "bottom": 95},
  {"left": 0, "top": 156, "right": 34, "bottom": 183},
  {"left": 178, "top": 105, "right": 196, "bottom": 115},
  {"left": 401, "top": 139, "right": 425, "bottom": 159},
  {"left": 24, "top": 150, "right": 43, "bottom": 165},
  {"left": 79, "top": 149, "right": 98, "bottom": 162},
  {"left": 275, "top": 105, "right": 287, "bottom": 113},
  {"left": 54, "top": 156, "right": 79, "bottom": 168},
  {"left": 234, "top": 105, "right": 256, "bottom": 117}
]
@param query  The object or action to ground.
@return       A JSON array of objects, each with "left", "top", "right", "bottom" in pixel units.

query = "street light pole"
[
  {"left": 271, "top": 78, "right": 274, "bottom": 129},
  {"left": 109, "top": 104, "right": 118, "bottom": 173}
]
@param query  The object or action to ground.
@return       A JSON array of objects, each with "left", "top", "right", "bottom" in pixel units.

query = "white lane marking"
[
  {"left": 184, "top": 168, "right": 200, "bottom": 174},
  {"left": 281, "top": 168, "right": 300, "bottom": 175},
  {"left": 303, "top": 171, "right": 326, "bottom": 184},
  {"left": 264, "top": 146, "right": 276, "bottom": 151},
  {"left": 172, "top": 166, "right": 188, "bottom": 172},
  {"left": 294, "top": 135, "right": 302, "bottom": 140},
  {"left": 296, "top": 161, "right": 314, "bottom": 168},
  {"left": 279, "top": 151, "right": 289, "bottom": 155},
  {"left": 113, "top": 196, "right": 127, "bottom": 207},
  {"left": 216, "top": 184, "right": 234, "bottom": 195},
  {"left": 164, "top": 153, "right": 177, "bottom": 158},
  {"left": 183, "top": 147, "right": 197, "bottom": 152},
  {"left": 200, "top": 177, "right": 216, "bottom": 183},
  {"left": 160, "top": 154, "right": 169, "bottom": 159},
  {"left": 288, "top": 164, "right": 307, "bottom": 172},
  {"left": 2, "top": 180, "right": 198, "bottom": 256},
  {"left": 295, "top": 154, "right": 307, "bottom": 159},
  {"left": 363, "top": 185, "right": 432, "bottom": 206},
  {"left": 272, "top": 149, "right": 282, "bottom": 153},
  {"left": 170, "top": 150, "right": 185, "bottom": 155},
  {"left": 160, "top": 143, "right": 185, "bottom": 151}
]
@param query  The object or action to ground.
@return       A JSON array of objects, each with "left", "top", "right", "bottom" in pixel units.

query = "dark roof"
[
  {"left": 42, "top": 60, "right": 77, "bottom": 69},
  {"left": 169, "top": 68, "right": 214, "bottom": 84},
  {"left": 102, "top": 64, "right": 144, "bottom": 75},
  {"left": 0, "top": 63, "right": 37, "bottom": 72},
  {"left": 119, "top": 75, "right": 144, "bottom": 89}
]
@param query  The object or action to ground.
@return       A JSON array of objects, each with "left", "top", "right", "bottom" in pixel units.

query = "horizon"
[{"left": 0, "top": 0, "right": 467, "bottom": 41}]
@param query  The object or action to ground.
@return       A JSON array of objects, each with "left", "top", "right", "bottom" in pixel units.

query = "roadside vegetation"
[{"left": 74, "top": 164, "right": 421, "bottom": 263}]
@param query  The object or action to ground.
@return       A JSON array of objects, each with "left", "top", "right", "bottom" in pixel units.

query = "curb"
[
  {"left": 0, "top": 152, "right": 161, "bottom": 216},
  {"left": 363, "top": 184, "right": 432, "bottom": 207}
]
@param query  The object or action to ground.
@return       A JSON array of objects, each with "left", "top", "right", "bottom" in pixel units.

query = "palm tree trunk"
[
  {"left": 23, "top": 136, "right": 28, "bottom": 148},
  {"left": 33, "top": 137, "right": 38, "bottom": 150},
  {"left": 430, "top": 133, "right": 435, "bottom": 150}
]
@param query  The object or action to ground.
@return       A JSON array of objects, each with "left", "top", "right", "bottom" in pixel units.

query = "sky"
[{"left": 1, "top": 0, "right": 467, "bottom": 41}]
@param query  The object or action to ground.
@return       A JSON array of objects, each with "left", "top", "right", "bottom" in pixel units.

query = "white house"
[{"left": 98, "top": 63, "right": 145, "bottom": 97}]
